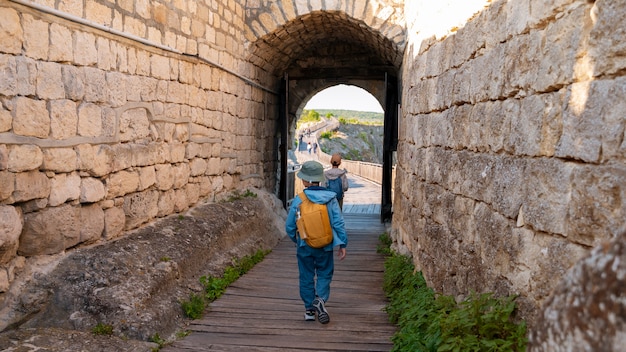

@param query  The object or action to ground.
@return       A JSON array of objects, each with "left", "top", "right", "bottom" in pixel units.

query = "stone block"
[
  {"left": 207, "top": 157, "right": 221, "bottom": 175},
  {"left": 106, "top": 170, "right": 140, "bottom": 198},
  {"left": 123, "top": 190, "right": 158, "bottom": 229},
  {"left": 103, "top": 206, "right": 125, "bottom": 239},
  {"left": 48, "top": 172, "right": 81, "bottom": 206},
  {"left": 566, "top": 164, "right": 626, "bottom": 247},
  {"left": 522, "top": 158, "right": 574, "bottom": 237},
  {"left": 106, "top": 72, "right": 127, "bottom": 107},
  {"left": 124, "top": 15, "right": 146, "bottom": 38},
  {"left": 77, "top": 102, "right": 102, "bottom": 137},
  {"left": 23, "top": 14, "right": 48, "bottom": 60},
  {"left": 189, "top": 158, "right": 208, "bottom": 176},
  {"left": 96, "top": 37, "right": 113, "bottom": 70},
  {"left": 172, "top": 163, "right": 190, "bottom": 189},
  {"left": 173, "top": 188, "right": 189, "bottom": 212},
  {"left": 83, "top": 67, "right": 108, "bottom": 103},
  {"left": 73, "top": 31, "right": 98, "bottom": 66},
  {"left": 119, "top": 107, "right": 150, "bottom": 142},
  {"left": 18, "top": 204, "right": 79, "bottom": 256},
  {"left": 49, "top": 23, "right": 73, "bottom": 62},
  {"left": 85, "top": 1, "right": 112, "bottom": 26},
  {"left": 0, "top": 205, "right": 22, "bottom": 264},
  {"left": 170, "top": 143, "right": 186, "bottom": 163},
  {"left": 42, "top": 147, "right": 78, "bottom": 173},
  {"left": 186, "top": 182, "right": 200, "bottom": 205},
  {"left": 138, "top": 166, "right": 156, "bottom": 191},
  {"left": 14, "top": 96, "right": 49, "bottom": 138},
  {"left": 7, "top": 144, "right": 43, "bottom": 172},
  {"left": 155, "top": 164, "right": 174, "bottom": 191},
  {"left": 62, "top": 65, "right": 85, "bottom": 100},
  {"left": 79, "top": 203, "right": 104, "bottom": 244},
  {"left": 0, "top": 108, "right": 11, "bottom": 133},
  {"left": 0, "top": 171, "right": 14, "bottom": 201},
  {"left": 49, "top": 99, "right": 78, "bottom": 140},
  {"left": 590, "top": 0, "right": 626, "bottom": 76},
  {"left": 76, "top": 144, "right": 113, "bottom": 177},
  {"left": 58, "top": 0, "right": 83, "bottom": 17},
  {"left": 0, "top": 7, "right": 23, "bottom": 54},
  {"left": 80, "top": 177, "right": 106, "bottom": 203},
  {"left": 150, "top": 55, "right": 170, "bottom": 80},
  {"left": 0, "top": 55, "right": 16, "bottom": 96},
  {"left": 36, "top": 61, "right": 65, "bottom": 100},
  {"left": 157, "top": 189, "right": 175, "bottom": 217}
]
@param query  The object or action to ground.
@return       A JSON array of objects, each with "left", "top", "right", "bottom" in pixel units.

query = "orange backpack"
[{"left": 296, "top": 192, "right": 333, "bottom": 248}]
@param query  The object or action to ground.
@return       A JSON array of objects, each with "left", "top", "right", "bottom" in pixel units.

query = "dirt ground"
[{"left": 0, "top": 189, "right": 287, "bottom": 351}]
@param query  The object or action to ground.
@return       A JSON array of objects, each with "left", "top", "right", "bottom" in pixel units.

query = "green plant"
[
  {"left": 149, "top": 333, "right": 166, "bottom": 350},
  {"left": 320, "top": 130, "right": 334, "bottom": 139},
  {"left": 377, "top": 232, "right": 393, "bottom": 256},
  {"left": 160, "top": 256, "right": 171, "bottom": 262},
  {"left": 92, "top": 323, "right": 114, "bottom": 335},
  {"left": 182, "top": 249, "right": 270, "bottom": 319},
  {"left": 176, "top": 330, "right": 191, "bottom": 338},
  {"left": 178, "top": 214, "right": 184, "bottom": 220},
  {"left": 222, "top": 189, "right": 258, "bottom": 202},
  {"left": 382, "top": 253, "right": 527, "bottom": 352},
  {"left": 181, "top": 293, "right": 205, "bottom": 319}
]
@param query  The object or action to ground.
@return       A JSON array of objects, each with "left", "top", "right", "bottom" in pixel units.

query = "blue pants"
[{"left": 296, "top": 245, "right": 334, "bottom": 310}]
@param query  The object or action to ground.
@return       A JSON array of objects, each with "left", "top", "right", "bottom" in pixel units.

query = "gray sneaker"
[
  {"left": 312, "top": 297, "right": 329, "bottom": 324},
  {"left": 304, "top": 310, "right": 316, "bottom": 321}
]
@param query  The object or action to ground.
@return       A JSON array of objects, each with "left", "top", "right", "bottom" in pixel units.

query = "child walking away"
[
  {"left": 323, "top": 153, "right": 349, "bottom": 210},
  {"left": 285, "top": 160, "right": 348, "bottom": 324}
]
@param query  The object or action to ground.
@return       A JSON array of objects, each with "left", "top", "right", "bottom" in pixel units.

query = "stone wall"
[
  {"left": 0, "top": 0, "right": 279, "bottom": 296},
  {"left": 394, "top": 0, "right": 626, "bottom": 327}
]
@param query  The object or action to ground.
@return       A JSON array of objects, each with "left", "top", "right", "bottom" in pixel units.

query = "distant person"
[
  {"left": 323, "top": 153, "right": 349, "bottom": 210},
  {"left": 285, "top": 160, "right": 347, "bottom": 324},
  {"left": 307, "top": 142, "right": 312, "bottom": 154},
  {"left": 313, "top": 142, "right": 318, "bottom": 155}
]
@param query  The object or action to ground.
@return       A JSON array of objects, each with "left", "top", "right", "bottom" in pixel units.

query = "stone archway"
[{"left": 243, "top": 3, "right": 406, "bottom": 208}]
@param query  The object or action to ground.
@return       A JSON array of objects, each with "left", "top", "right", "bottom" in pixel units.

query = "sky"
[{"left": 303, "top": 84, "right": 384, "bottom": 113}]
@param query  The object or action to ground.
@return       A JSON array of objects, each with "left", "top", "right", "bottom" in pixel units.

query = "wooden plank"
[{"left": 163, "top": 177, "right": 395, "bottom": 352}]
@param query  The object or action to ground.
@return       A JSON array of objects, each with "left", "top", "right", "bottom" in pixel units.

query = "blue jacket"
[{"left": 286, "top": 186, "right": 348, "bottom": 250}]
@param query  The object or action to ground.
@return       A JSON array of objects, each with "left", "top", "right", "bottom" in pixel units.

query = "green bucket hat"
[{"left": 297, "top": 160, "right": 325, "bottom": 183}]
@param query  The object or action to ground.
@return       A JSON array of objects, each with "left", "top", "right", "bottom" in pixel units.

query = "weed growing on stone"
[
  {"left": 379, "top": 236, "right": 527, "bottom": 351},
  {"left": 222, "top": 189, "right": 258, "bottom": 202},
  {"left": 149, "top": 333, "right": 166, "bottom": 351},
  {"left": 180, "top": 249, "right": 270, "bottom": 319},
  {"left": 91, "top": 323, "right": 113, "bottom": 335}
]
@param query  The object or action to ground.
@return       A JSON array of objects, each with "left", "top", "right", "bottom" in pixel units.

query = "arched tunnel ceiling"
[{"left": 248, "top": 11, "right": 404, "bottom": 80}]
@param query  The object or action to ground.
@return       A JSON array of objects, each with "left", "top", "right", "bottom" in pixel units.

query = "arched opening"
[
  {"left": 288, "top": 85, "right": 387, "bottom": 214},
  {"left": 248, "top": 10, "right": 403, "bottom": 220}
]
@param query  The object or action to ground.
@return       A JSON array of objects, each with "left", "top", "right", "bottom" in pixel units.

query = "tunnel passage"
[{"left": 244, "top": 7, "right": 406, "bottom": 217}]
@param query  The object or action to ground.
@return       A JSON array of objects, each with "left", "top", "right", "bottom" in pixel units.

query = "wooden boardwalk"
[{"left": 163, "top": 175, "right": 395, "bottom": 351}]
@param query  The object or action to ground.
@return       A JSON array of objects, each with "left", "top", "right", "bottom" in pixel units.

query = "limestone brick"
[
  {"left": 58, "top": 0, "right": 83, "bottom": 17},
  {"left": 173, "top": 188, "right": 189, "bottom": 212},
  {"left": 207, "top": 157, "right": 221, "bottom": 175},
  {"left": 138, "top": 166, "right": 156, "bottom": 191},
  {"left": 22, "top": 14, "right": 48, "bottom": 60},
  {"left": 106, "top": 170, "right": 140, "bottom": 198},
  {"left": 77, "top": 102, "right": 102, "bottom": 137},
  {"left": 76, "top": 144, "right": 113, "bottom": 177},
  {"left": 13, "top": 171, "right": 50, "bottom": 203},
  {"left": 106, "top": 72, "right": 127, "bottom": 107},
  {"left": 0, "top": 55, "right": 16, "bottom": 96},
  {"left": 103, "top": 206, "right": 125, "bottom": 239},
  {"left": 123, "top": 190, "right": 159, "bottom": 229},
  {"left": 49, "top": 99, "right": 78, "bottom": 140},
  {"left": 62, "top": 65, "right": 85, "bottom": 100},
  {"left": 155, "top": 164, "right": 174, "bottom": 191},
  {"left": 80, "top": 177, "right": 106, "bottom": 203},
  {"left": 119, "top": 107, "right": 150, "bottom": 142},
  {"left": 170, "top": 143, "right": 186, "bottom": 163},
  {"left": 0, "top": 109, "right": 10, "bottom": 133},
  {"left": 16, "top": 56, "right": 37, "bottom": 96},
  {"left": 79, "top": 203, "right": 104, "bottom": 244},
  {"left": 42, "top": 148, "right": 77, "bottom": 173},
  {"left": 49, "top": 24, "right": 73, "bottom": 62},
  {"left": 96, "top": 37, "right": 113, "bottom": 70},
  {"left": 85, "top": 1, "right": 113, "bottom": 26},
  {"left": 0, "top": 7, "right": 23, "bottom": 55},
  {"left": 83, "top": 67, "right": 108, "bottom": 103},
  {"left": 49, "top": 172, "right": 81, "bottom": 206},
  {"left": 136, "top": 50, "right": 151, "bottom": 76},
  {"left": 107, "top": 140, "right": 135, "bottom": 175},
  {"left": 185, "top": 182, "right": 200, "bottom": 205},
  {"left": 0, "top": 205, "right": 22, "bottom": 264},
  {"left": 172, "top": 163, "right": 190, "bottom": 189},
  {"left": 124, "top": 15, "right": 146, "bottom": 38},
  {"left": 18, "top": 204, "right": 78, "bottom": 256},
  {"left": 189, "top": 158, "right": 207, "bottom": 176},
  {"left": 7, "top": 145, "right": 43, "bottom": 173},
  {"left": 36, "top": 61, "right": 65, "bottom": 100},
  {"left": 14, "top": 96, "right": 49, "bottom": 138},
  {"left": 73, "top": 32, "right": 98, "bottom": 66},
  {"left": 0, "top": 171, "right": 14, "bottom": 201},
  {"left": 157, "top": 189, "right": 175, "bottom": 217},
  {"left": 151, "top": 55, "right": 170, "bottom": 80}
]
